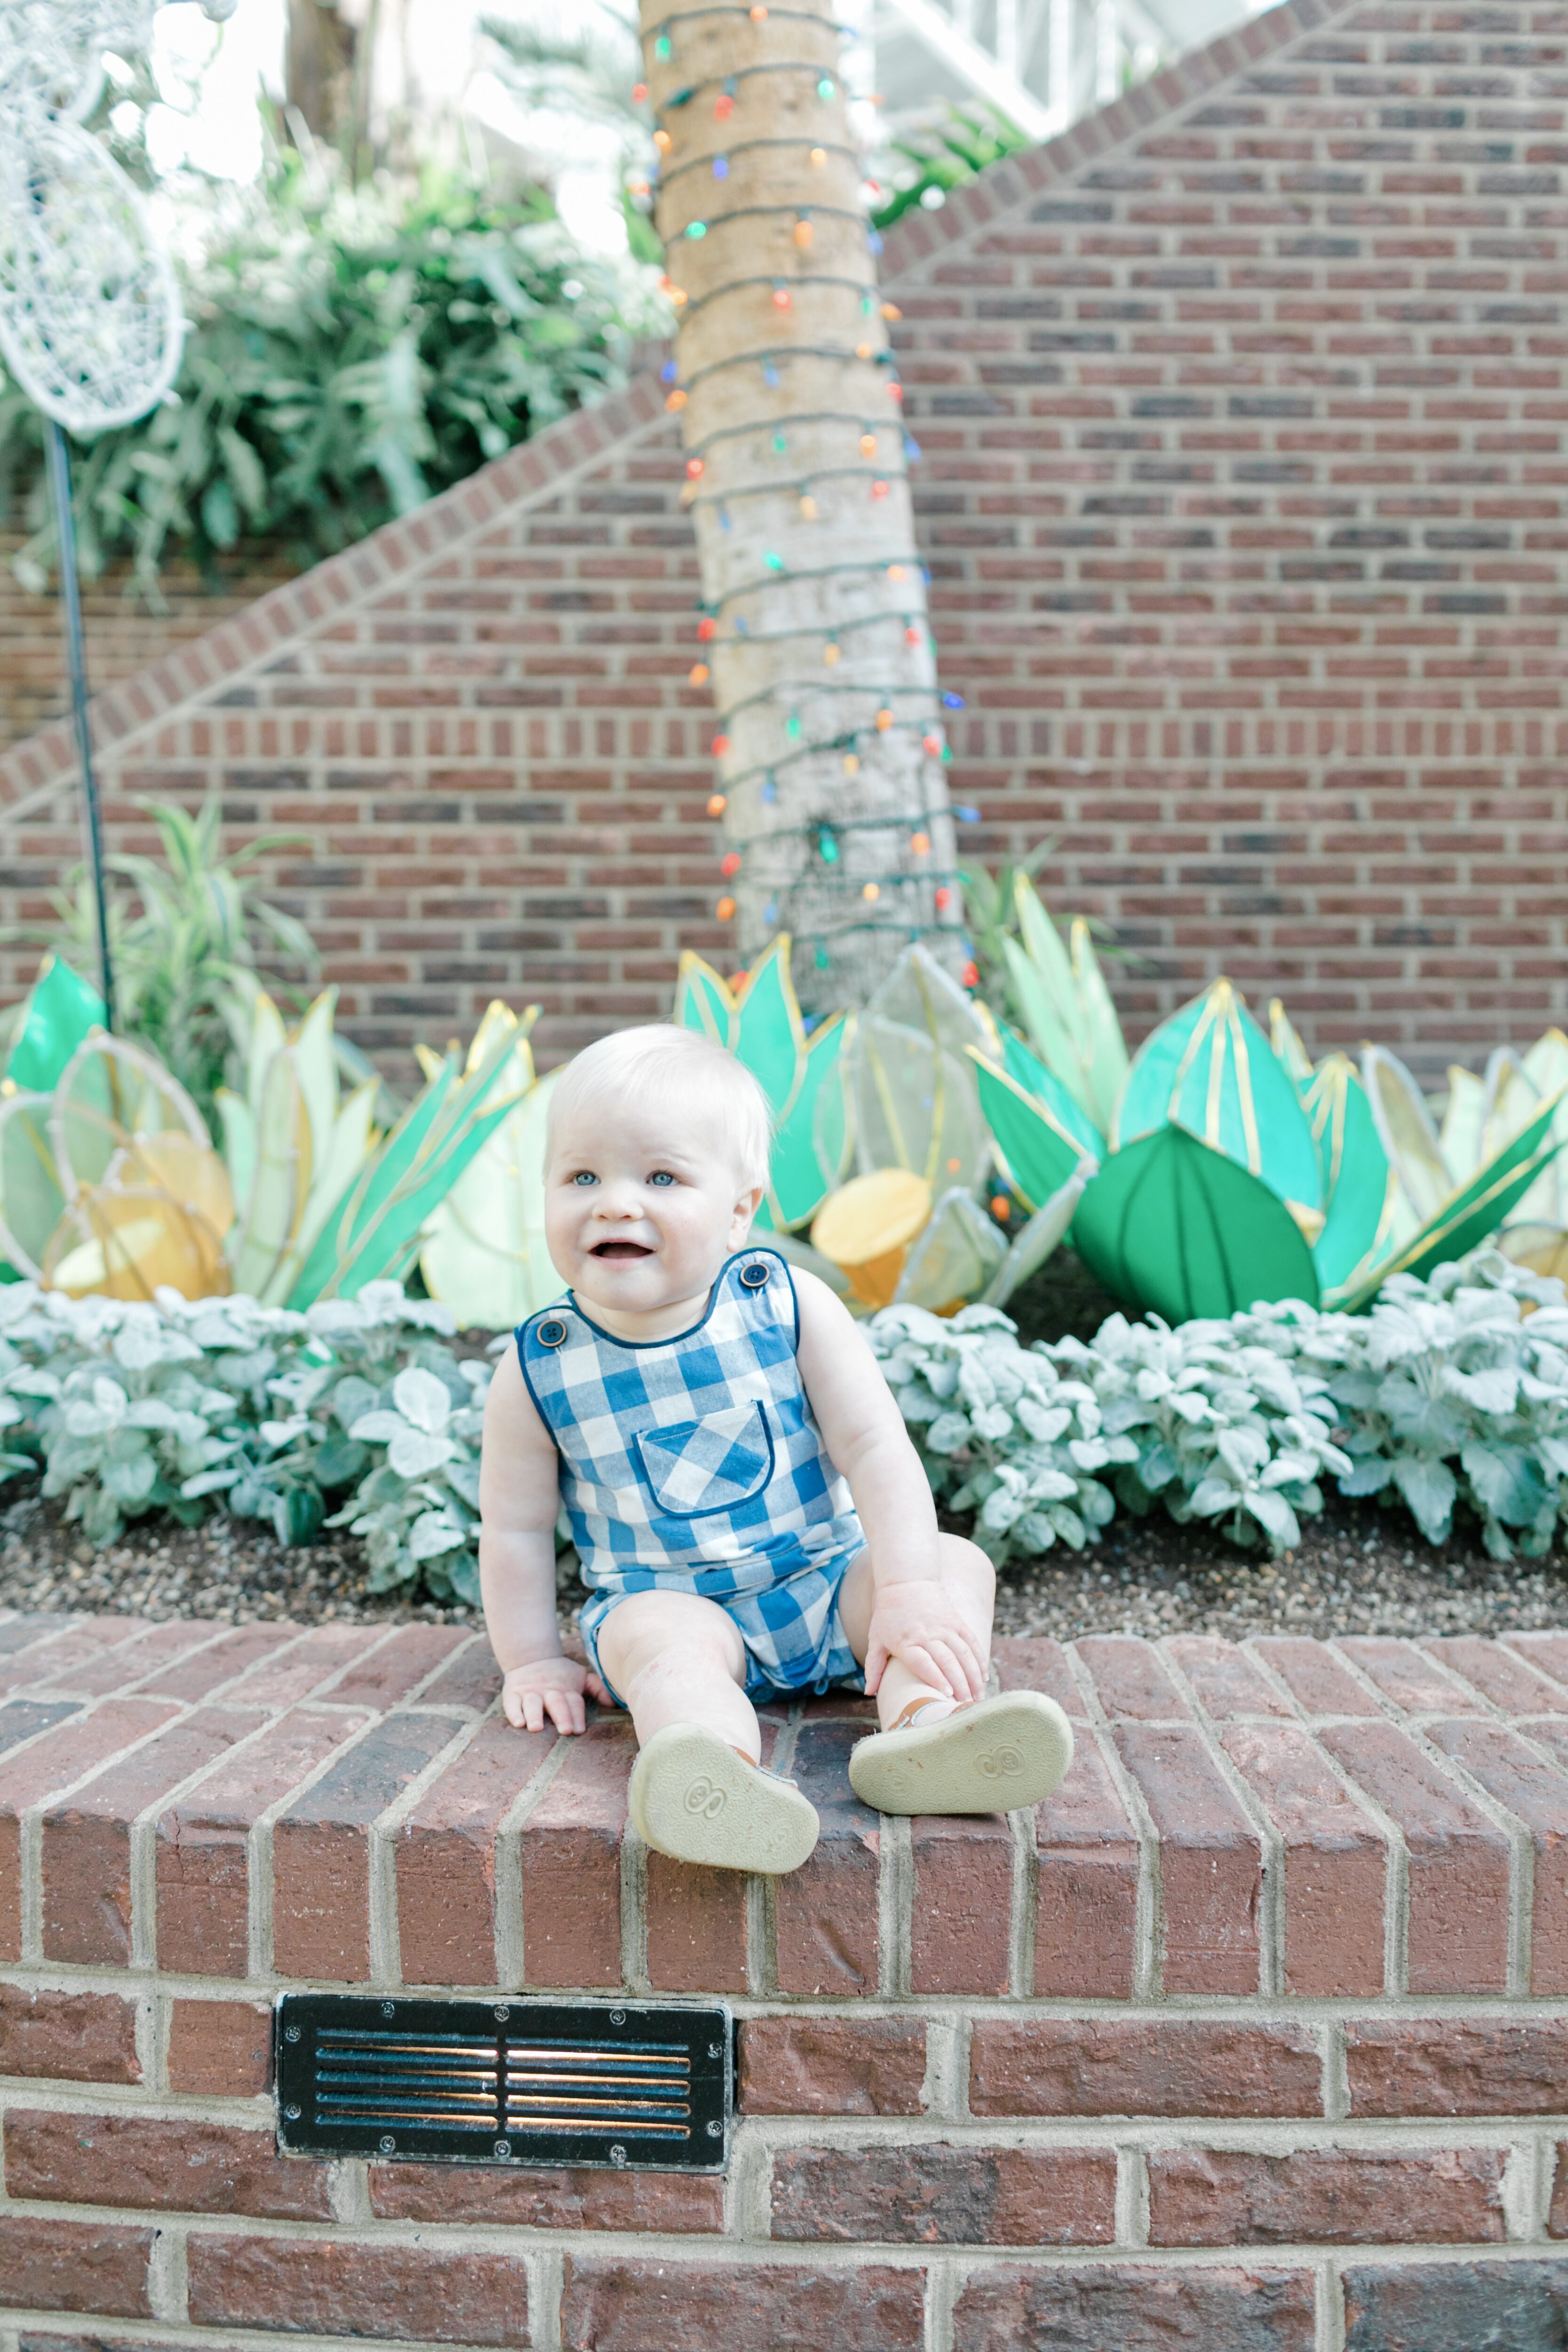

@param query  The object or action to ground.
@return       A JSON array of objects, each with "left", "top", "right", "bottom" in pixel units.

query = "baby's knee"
[
  {"left": 940, "top": 1532, "right": 995, "bottom": 1603},
  {"left": 597, "top": 1593, "right": 742, "bottom": 1691}
]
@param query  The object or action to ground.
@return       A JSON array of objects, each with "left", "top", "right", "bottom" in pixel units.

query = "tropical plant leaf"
[
  {"left": 1072, "top": 1124, "right": 1321, "bottom": 1323},
  {"left": 1303, "top": 1054, "right": 1395, "bottom": 1292},
  {"left": 969, "top": 1051, "right": 1092, "bottom": 1213},
  {"left": 1116, "top": 980, "right": 1323, "bottom": 1221},
  {"left": 998, "top": 1026, "right": 1105, "bottom": 1157}
]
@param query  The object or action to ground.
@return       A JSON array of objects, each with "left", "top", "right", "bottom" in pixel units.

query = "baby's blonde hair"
[{"left": 546, "top": 1024, "right": 772, "bottom": 1192}]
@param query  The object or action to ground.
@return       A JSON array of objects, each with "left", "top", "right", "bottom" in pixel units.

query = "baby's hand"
[
  {"left": 501, "top": 1654, "right": 609, "bottom": 1734},
  {"left": 864, "top": 1579, "right": 987, "bottom": 1705}
]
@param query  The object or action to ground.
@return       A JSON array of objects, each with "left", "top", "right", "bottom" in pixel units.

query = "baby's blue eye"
[
  {"left": 649, "top": 1170, "right": 675, "bottom": 1187},
  {"left": 571, "top": 1171, "right": 597, "bottom": 1187}
]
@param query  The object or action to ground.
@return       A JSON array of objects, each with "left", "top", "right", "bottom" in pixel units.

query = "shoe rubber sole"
[
  {"left": 628, "top": 1723, "right": 820, "bottom": 1874},
  {"left": 847, "top": 1689, "right": 1075, "bottom": 1816}
]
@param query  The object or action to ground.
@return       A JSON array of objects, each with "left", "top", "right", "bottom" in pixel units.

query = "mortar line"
[
  {"left": 1062, "top": 1641, "right": 1161, "bottom": 1998},
  {"left": 1391, "top": 1715, "right": 1536, "bottom": 1998},
  {"left": 493, "top": 1729, "right": 575, "bottom": 1991},
  {"left": 367, "top": 1716, "right": 490, "bottom": 1988},
  {"left": 1156, "top": 1639, "right": 1286, "bottom": 1998}
]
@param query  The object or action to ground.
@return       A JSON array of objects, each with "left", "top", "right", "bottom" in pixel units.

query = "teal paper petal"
[
  {"left": 1117, "top": 980, "right": 1322, "bottom": 1213},
  {"left": 971, "top": 1051, "right": 1090, "bottom": 1213},
  {"left": 999, "top": 1027, "right": 1106, "bottom": 1157}
]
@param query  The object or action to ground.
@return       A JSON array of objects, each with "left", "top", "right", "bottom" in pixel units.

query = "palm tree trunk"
[{"left": 640, "top": 0, "right": 962, "bottom": 1011}]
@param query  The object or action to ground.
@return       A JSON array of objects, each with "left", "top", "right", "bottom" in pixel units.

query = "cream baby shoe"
[
  {"left": 629, "top": 1724, "right": 820, "bottom": 1873},
  {"left": 848, "top": 1689, "right": 1075, "bottom": 1815}
]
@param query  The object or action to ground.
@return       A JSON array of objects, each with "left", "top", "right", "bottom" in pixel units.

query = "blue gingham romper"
[{"left": 517, "top": 1248, "right": 866, "bottom": 1703}]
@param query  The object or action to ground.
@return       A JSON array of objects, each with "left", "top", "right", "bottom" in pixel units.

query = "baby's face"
[{"left": 544, "top": 1093, "right": 762, "bottom": 1327}]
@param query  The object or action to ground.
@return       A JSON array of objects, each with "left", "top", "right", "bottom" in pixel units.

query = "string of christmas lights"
[{"left": 640, "top": 0, "right": 971, "bottom": 1000}]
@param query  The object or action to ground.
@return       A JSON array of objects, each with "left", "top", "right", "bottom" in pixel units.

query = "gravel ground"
[{"left": 1, "top": 1482, "right": 1565, "bottom": 1645}]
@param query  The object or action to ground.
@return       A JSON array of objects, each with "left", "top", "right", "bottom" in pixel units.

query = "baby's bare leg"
[
  {"left": 595, "top": 1590, "right": 762, "bottom": 1758},
  {"left": 838, "top": 1533, "right": 995, "bottom": 1732}
]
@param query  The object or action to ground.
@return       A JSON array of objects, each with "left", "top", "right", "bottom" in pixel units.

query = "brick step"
[{"left": 1, "top": 1611, "right": 1567, "bottom": 2002}]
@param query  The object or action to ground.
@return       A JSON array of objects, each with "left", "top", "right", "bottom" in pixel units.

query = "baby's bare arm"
[
  {"left": 795, "top": 1269, "right": 985, "bottom": 1701},
  {"left": 478, "top": 1347, "right": 599, "bottom": 1732}
]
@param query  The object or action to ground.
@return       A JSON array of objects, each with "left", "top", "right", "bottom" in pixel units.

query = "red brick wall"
[
  {"left": 1, "top": 1611, "right": 1568, "bottom": 2349},
  {"left": 1, "top": 0, "right": 1564, "bottom": 1083},
  {"left": 0, "top": 533, "right": 300, "bottom": 754}
]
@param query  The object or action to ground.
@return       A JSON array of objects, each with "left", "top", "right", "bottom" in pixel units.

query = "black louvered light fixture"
[{"left": 276, "top": 1995, "right": 732, "bottom": 2171}]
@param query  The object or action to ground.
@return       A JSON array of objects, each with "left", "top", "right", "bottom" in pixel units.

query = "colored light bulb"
[
  {"left": 713, "top": 157, "right": 729, "bottom": 178},
  {"left": 794, "top": 218, "right": 813, "bottom": 247},
  {"left": 862, "top": 882, "right": 880, "bottom": 902},
  {"left": 655, "top": 34, "right": 672, "bottom": 59},
  {"left": 716, "top": 895, "right": 736, "bottom": 920},
  {"left": 819, "top": 830, "right": 839, "bottom": 862},
  {"left": 923, "top": 732, "right": 941, "bottom": 755},
  {"left": 764, "top": 550, "right": 784, "bottom": 571},
  {"left": 799, "top": 493, "right": 817, "bottom": 519},
  {"left": 843, "top": 752, "right": 860, "bottom": 774},
  {"left": 860, "top": 432, "right": 876, "bottom": 456},
  {"left": 823, "top": 639, "right": 839, "bottom": 664},
  {"left": 818, "top": 75, "right": 835, "bottom": 96},
  {"left": 772, "top": 283, "right": 791, "bottom": 309},
  {"left": 633, "top": 80, "right": 649, "bottom": 100},
  {"left": 721, "top": 851, "right": 742, "bottom": 878},
  {"left": 786, "top": 709, "right": 802, "bottom": 739},
  {"left": 911, "top": 831, "right": 930, "bottom": 855},
  {"left": 661, "top": 358, "right": 678, "bottom": 383},
  {"left": 686, "top": 219, "right": 708, "bottom": 238},
  {"left": 712, "top": 732, "right": 730, "bottom": 755},
  {"left": 691, "top": 663, "right": 710, "bottom": 686},
  {"left": 715, "top": 91, "right": 734, "bottom": 119},
  {"left": 686, "top": 457, "right": 704, "bottom": 478},
  {"left": 761, "top": 774, "right": 777, "bottom": 802},
  {"left": 876, "top": 707, "right": 892, "bottom": 731},
  {"left": 708, "top": 791, "right": 726, "bottom": 814},
  {"left": 871, "top": 478, "right": 888, "bottom": 499},
  {"left": 935, "top": 885, "right": 953, "bottom": 911},
  {"left": 810, "top": 145, "right": 826, "bottom": 165},
  {"left": 697, "top": 616, "right": 716, "bottom": 641},
  {"left": 665, "top": 389, "right": 687, "bottom": 410}
]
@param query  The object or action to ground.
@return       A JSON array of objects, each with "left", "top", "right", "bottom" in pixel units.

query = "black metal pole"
[{"left": 43, "top": 417, "right": 115, "bottom": 1032}]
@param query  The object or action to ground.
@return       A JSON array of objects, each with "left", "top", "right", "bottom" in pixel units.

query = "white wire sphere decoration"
[
  {"left": 0, "top": 3, "right": 161, "bottom": 132},
  {"left": 0, "top": 0, "right": 241, "bottom": 436},
  {"left": 0, "top": 120, "right": 184, "bottom": 434}
]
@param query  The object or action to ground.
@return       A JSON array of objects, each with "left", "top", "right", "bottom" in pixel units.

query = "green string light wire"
[
  {"left": 657, "top": 137, "right": 860, "bottom": 188},
  {"left": 658, "top": 202, "right": 867, "bottom": 238},
  {"left": 683, "top": 409, "right": 904, "bottom": 464},
  {"left": 648, "top": 6, "right": 854, "bottom": 35},
  {"left": 673, "top": 272, "right": 873, "bottom": 319},
  {"left": 684, "top": 463, "right": 906, "bottom": 512},
  {"left": 695, "top": 605, "right": 925, "bottom": 649},
  {"left": 718, "top": 678, "right": 940, "bottom": 725},
  {"left": 649, "top": 59, "right": 855, "bottom": 104},
  {"left": 672, "top": 344, "right": 893, "bottom": 396},
  {"left": 702, "top": 554, "right": 929, "bottom": 613},
  {"left": 702, "top": 713, "right": 945, "bottom": 799}
]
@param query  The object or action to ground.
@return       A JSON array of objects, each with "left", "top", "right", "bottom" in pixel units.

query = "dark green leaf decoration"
[{"left": 1072, "top": 1124, "right": 1322, "bottom": 1323}]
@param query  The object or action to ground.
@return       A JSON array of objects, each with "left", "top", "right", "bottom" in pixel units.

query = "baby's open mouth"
[{"left": 591, "top": 1240, "right": 654, "bottom": 1259}]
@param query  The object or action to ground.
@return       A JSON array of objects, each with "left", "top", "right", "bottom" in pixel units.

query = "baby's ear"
[{"left": 733, "top": 1181, "right": 765, "bottom": 1231}]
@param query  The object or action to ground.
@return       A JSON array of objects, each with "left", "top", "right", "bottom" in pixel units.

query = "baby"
[{"left": 478, "top": 1022, "right": 1073, "bottom": 1874}]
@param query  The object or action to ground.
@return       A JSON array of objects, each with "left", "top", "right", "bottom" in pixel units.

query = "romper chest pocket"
[{"left": 633, "top": 1401, "right": 775, "bottom": 1518}]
